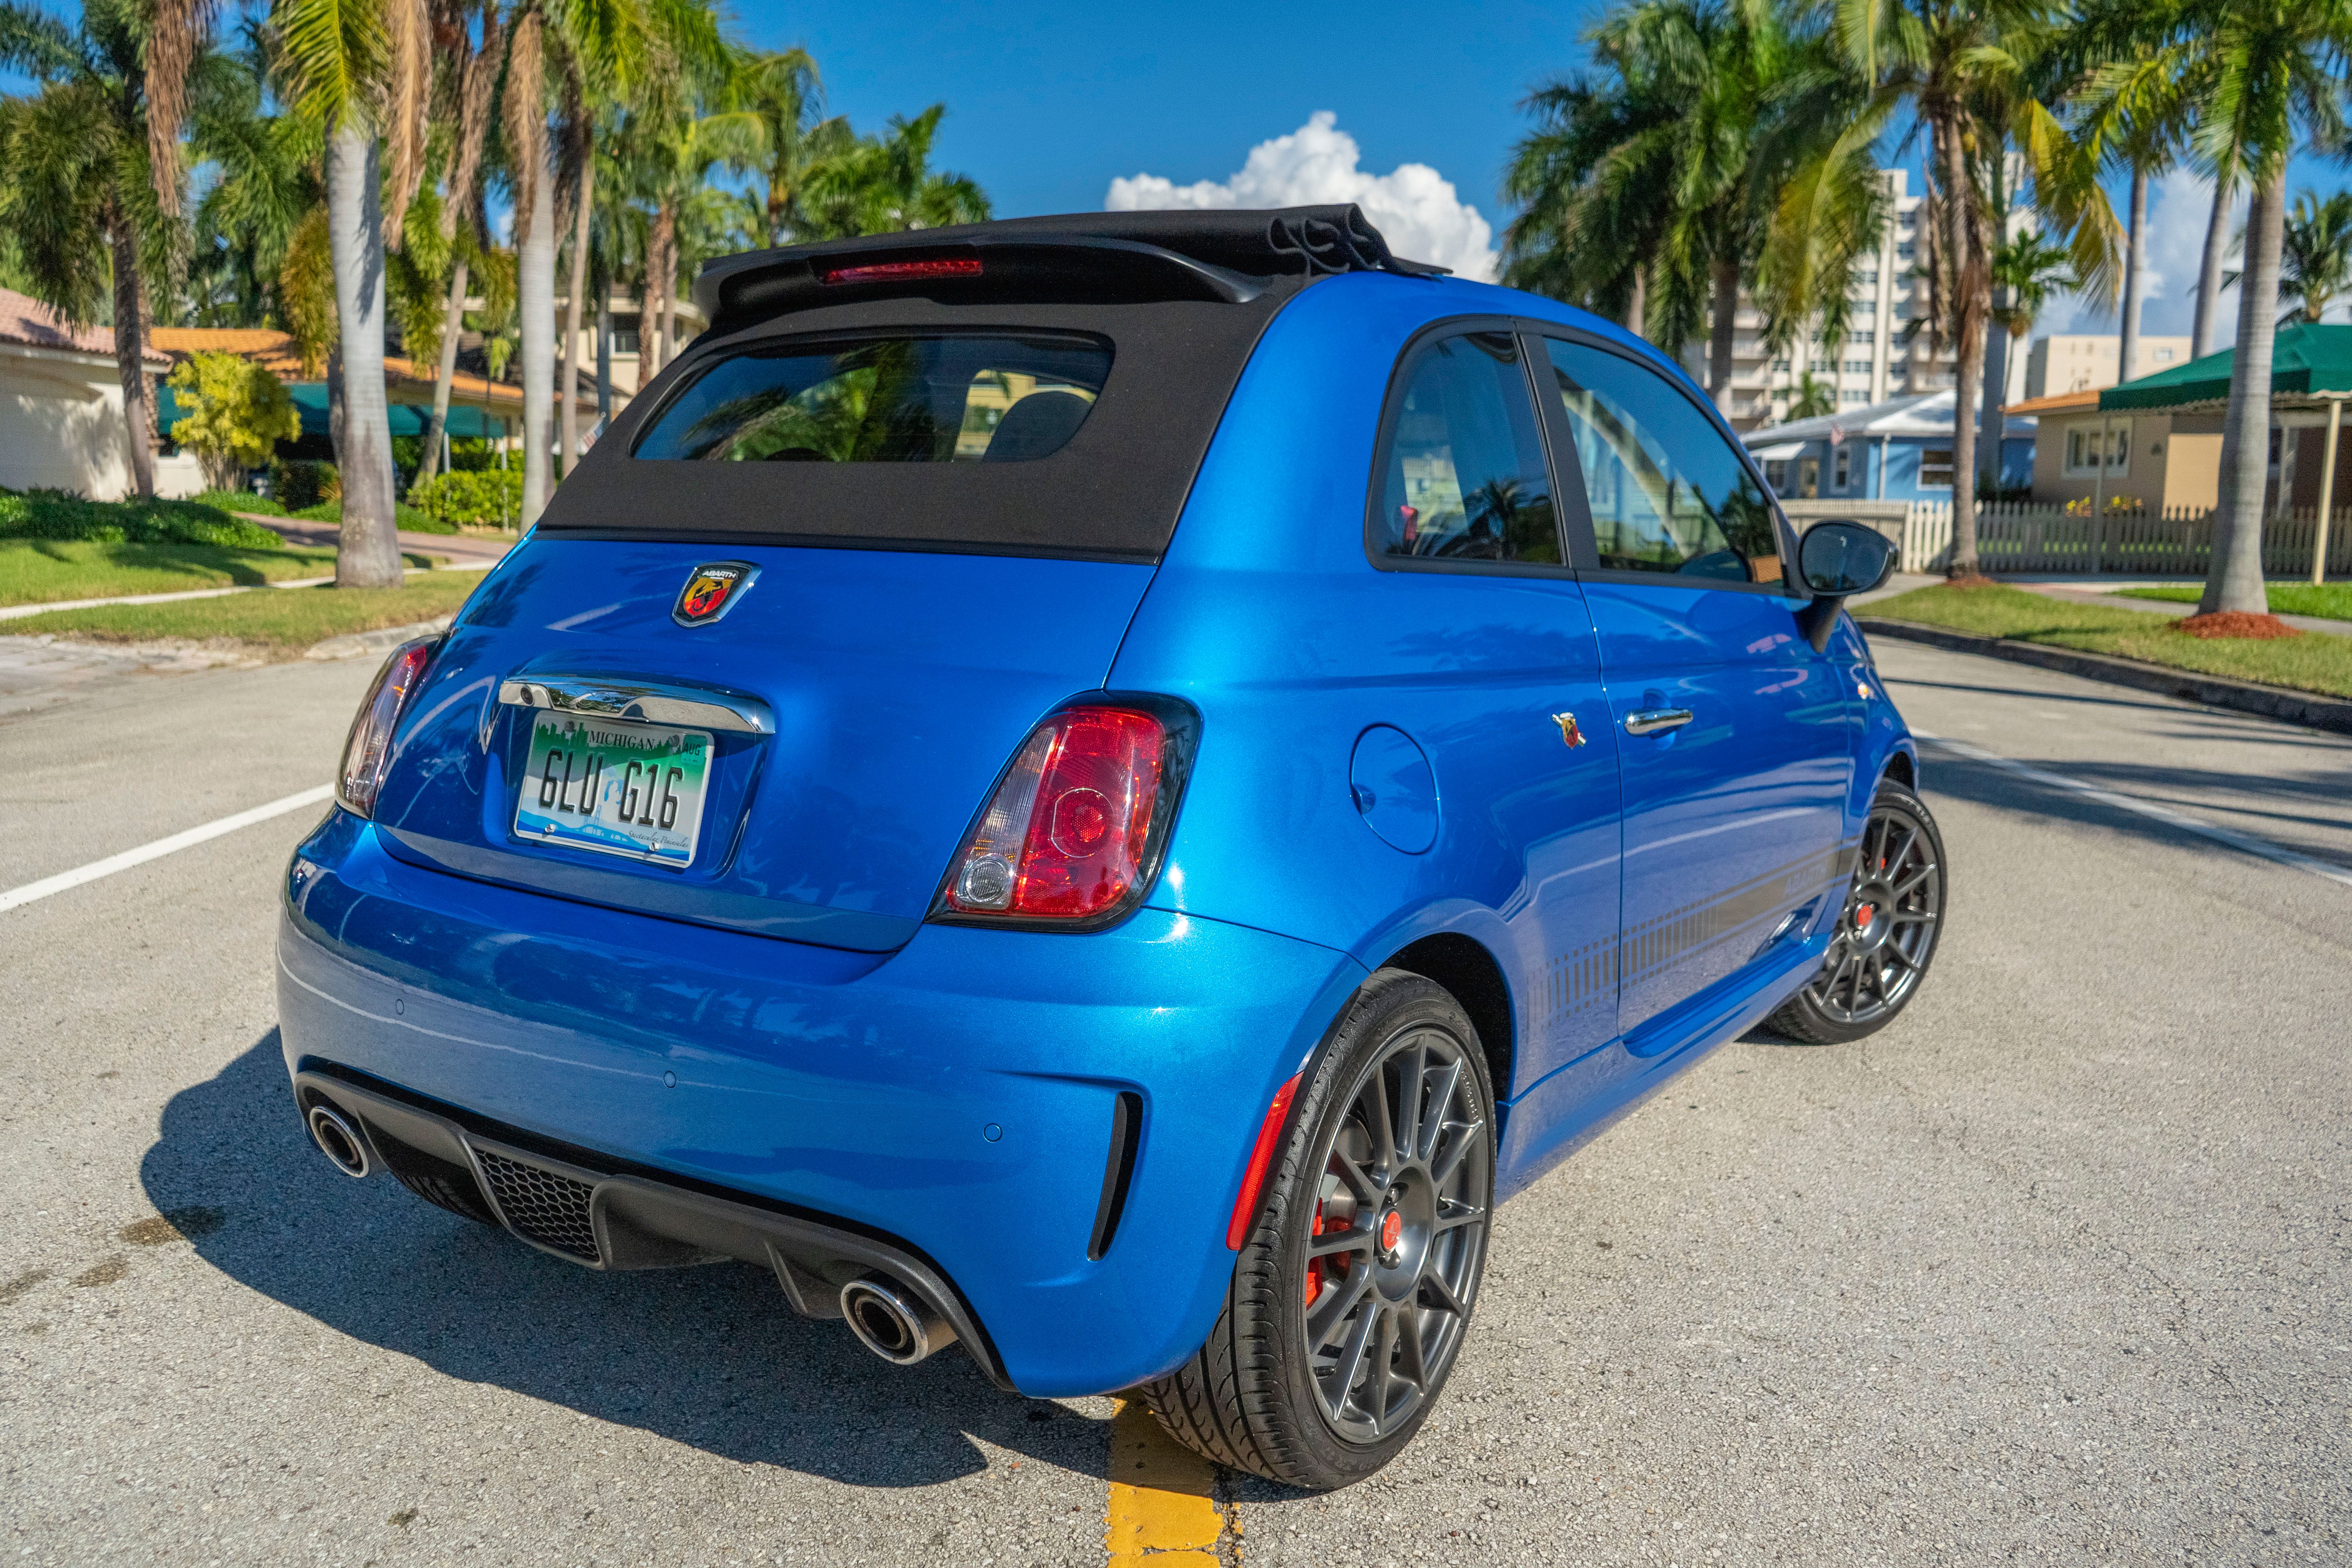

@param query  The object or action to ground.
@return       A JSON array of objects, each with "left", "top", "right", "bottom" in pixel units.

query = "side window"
[
  {"left": 1541, "top": 338, "right": 1784, "bottom": 584},
  {"left": 1372, "top": 332, "right": 1561, "bottom": 565}
]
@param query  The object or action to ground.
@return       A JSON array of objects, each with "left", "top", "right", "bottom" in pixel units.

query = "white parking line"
[
  {"left": 1914, "top": 730, "right": 2352, "bottom": 889},
  {"left": 0, "top": 785, "right": 334, "bottom": 914}
]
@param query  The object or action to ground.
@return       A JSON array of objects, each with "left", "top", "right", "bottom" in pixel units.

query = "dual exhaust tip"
[{"left": 303, "top": 1098, "right": 954, "bottom": 1368}]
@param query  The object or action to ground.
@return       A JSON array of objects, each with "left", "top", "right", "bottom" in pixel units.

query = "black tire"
[
  {"left": 1140, "top": 968, "right": 1495, "bottom": 1490},
  {"left": 1767, "top": 778, "right": 1947, "bottom": 1045}
]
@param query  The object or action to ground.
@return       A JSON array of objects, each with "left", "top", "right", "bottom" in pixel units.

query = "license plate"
[{"left": 514, "top": 713, "right": 712, "bottom": 867}]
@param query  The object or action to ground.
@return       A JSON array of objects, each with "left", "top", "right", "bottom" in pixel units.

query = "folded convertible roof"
[{"left": 691, "top": 203, "right": 1448, "bottom": 328}]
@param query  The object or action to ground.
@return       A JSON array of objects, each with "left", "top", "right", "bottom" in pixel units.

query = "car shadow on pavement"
[
  {"left": 1921, "top": 743, "right": 2352, "bottom": 872},
  {"left": 140, "top": 1031, "right": 1112, "bottom": 1488}
]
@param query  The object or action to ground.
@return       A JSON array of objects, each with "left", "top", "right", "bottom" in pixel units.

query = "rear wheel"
[
  {"left": 1767, "top": 779, "right": 1946, "bottom": 1045},
  {"left": 1141, "top": 969, "right": 1495, "bottom": 1489}
]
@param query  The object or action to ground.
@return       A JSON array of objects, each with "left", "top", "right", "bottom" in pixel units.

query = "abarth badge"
[
  {"left": 673, "top": 562, "right": 759, "bottom": 627},
  {"left": 1552, "top": 711, "right": 1586, "bottom": 749}
]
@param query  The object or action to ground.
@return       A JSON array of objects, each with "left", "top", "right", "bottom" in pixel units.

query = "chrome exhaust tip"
[
  {"left": 839, "top": 1274, "right": 957, "bottom": 1365},
  {"left": 307, "top": 1104, "right": 371, "bottom": 1179}
]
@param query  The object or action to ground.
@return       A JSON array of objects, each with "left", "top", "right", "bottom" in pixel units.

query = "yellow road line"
[{"left": 1105, "top": 1398, "right": 1234, "bottom": 1565}]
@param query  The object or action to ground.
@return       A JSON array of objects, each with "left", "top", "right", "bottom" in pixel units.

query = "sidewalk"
[{"left": 245, "top": 515, "right": 519, "bottom": 569}]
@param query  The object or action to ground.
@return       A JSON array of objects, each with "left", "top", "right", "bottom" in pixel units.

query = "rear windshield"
[{"left": 633, "top": 333, "right": 1111, "bottom": 463}]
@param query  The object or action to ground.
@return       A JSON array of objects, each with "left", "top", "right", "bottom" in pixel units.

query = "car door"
[
  {"left": 1359, "top": 323, "right": 1624, "bottom": 1091},
  {"left": 1532, "top": 333, "right": 1853, "bottom": 1046}
]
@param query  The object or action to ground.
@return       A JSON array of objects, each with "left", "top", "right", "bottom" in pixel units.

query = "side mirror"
[{"left": 1793, "top": 520, "right": 1896, "bottom": 653}]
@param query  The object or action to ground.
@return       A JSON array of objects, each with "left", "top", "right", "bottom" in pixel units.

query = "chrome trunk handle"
[
  {"left": 1623, "top": 707, "right": 1694, "bottom": 736},
  {"left": 497, "top": 675, "right": 775, "bottom": 734}
]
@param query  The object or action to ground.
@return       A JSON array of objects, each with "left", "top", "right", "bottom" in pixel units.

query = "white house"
[{"left": 0, "top": 288, "right": 198, "bottom": 499}]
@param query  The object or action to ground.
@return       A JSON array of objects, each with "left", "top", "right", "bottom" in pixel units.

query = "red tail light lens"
[
  {"left": 936, "top": 699, "right": 1196, "bottom": 927},
  {"left": 820, "top": 257, "right": 984, "bottom": 286},
  {"left": 336, "top": 637, "right": 439, "bottom": 818}
]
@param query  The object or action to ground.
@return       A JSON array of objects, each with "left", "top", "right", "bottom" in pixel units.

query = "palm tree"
[
  {"left": 1508, "top": 0, "right": 1800, "bottom": 409},
  {"left": 0, "top": 0, "right": 194, "bottom": 499},
  {"left": 188, "top": 22, "right": 323, "bottom": 332},
  {"left": 1766, "top": 0, "right": 2114, "bottom": 580},
  {"left": 2075, "top": 0, "right": 2352, "bottom": 616},
  {"left": 271, "top": 0, "right": 432, "bottom": 586},
  {"left": 1787, "top": 370, "right": 1836, "bottom": 419},
  {"left": 2279, "top": 191, "right": 2352, "bottom": 325},
  {"left": 411, "top": 0, "right": 503, "bottom": 494},
  {"left": 714, "top": 46, "right": 849, "bottom": 248},
  {"left": 800, "top": 106, "right": 989, "bottom": 240}
]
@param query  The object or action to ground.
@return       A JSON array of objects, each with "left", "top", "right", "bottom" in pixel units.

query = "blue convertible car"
[{"left": 282, "top": 206, "right": 1942, "bottom": 1488}]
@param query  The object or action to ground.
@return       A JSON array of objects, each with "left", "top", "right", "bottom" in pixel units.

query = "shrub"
[
  {"left": 191, "top": 488, "right": 288, "bottom": 516},
  {"left": 167, "top": 353, "right": 302, "bottom": 492},
  {"left": 0, "top": 490, "right": 284, "bottom": 548},
  {"left": 287, "top": 499, "right": 450, "bottom": 533},
  {"left": 408, "top": 467, "right": 525, "bottom": 529},
  {"left": 269, "top": 458, "right": 340, "bottom": 511}
]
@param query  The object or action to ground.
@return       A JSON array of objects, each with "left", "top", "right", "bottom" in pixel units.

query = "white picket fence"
[{"left": 1896, "top": 500, "right": 2352, "bottom": 578}]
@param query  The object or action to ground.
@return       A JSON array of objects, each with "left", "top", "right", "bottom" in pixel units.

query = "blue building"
[{"left": 1744, "top": 390, "right": 2036, "bottom": 502}]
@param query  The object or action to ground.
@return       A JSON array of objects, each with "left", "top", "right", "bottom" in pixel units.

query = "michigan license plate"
[{"left": 514, "top": 713, "right": 712, "bottom": 866}]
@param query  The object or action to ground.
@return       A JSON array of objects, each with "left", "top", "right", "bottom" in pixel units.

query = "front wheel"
[
  {"left": 1141, "top": 969, "right": 1495, "bottom": 1489},
  {"left": 1767, "top": 778, "right": 1947, "bottom": 1045}
]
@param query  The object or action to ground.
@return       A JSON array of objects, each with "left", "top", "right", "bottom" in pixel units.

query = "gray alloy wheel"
[
  {"left": 1300, "top": 1021, "right": 1491, "bottom": 1444},
  {"left": 1141, "top": 969, "right": 1496, "bottom": 1489},
  {"left": 1769, "top": 779, "right": 1946, "bottom": 1045}
]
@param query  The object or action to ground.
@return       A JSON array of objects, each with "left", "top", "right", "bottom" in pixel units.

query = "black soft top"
[{"left": 534, "top": 206, "right": 1437, "bottom": 562}]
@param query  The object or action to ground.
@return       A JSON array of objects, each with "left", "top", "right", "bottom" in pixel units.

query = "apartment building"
[
  {"left": 558, "top": 289, "right": 708, "bottom": 408},
  {"left": 2023, "top": 333, "right": 2194, "bottom": 399},
  {"left": 1678, "top": 168, "right": 2029, "bottom": 433}
]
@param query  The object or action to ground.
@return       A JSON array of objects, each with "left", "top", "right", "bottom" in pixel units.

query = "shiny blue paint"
[
  {"left": 281, "top": 808, "right": 1365, "bottom": 1396},
  {"left": 370, "top": 541, "right": 1154, "bottom": 951},
  {"left": 1347, "top": 725, "right": 1440, "bottom": 853},
  {"left": 279, "top": 267, "right": 1924, "bottom": 1397}
]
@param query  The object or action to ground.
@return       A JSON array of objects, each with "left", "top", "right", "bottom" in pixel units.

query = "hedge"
[
  {"left": 0, "top": 490, "right": 283, "bottom": 549},
  {"left": 408, "top": 468, "right": 525, "bottom": 529}
]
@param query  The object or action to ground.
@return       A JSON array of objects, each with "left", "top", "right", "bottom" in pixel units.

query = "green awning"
[
  {"left": 2100, "top": 322, "right": 2352, "bottom": 413},
  {"left": 158, "top": 384, "right": 514, "bottom": 440}
]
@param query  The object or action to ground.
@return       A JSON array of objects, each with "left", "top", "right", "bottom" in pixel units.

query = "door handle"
[{"left": 1624, "top": 707, "right": 1694, "bottom": 736}]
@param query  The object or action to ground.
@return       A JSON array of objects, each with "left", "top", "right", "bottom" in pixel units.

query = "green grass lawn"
[
  {"left": 0, "top": 538, "right": 445, "bottom": 608},
  {"left": 1864, "top": 583, "right": 2352, "bottom": 699},
  {"left": 2114, "top": 582, "right": 2352, "bottom": 623},
  {"left": 5, "top": 571, "right": 481, "bottom": 651}
]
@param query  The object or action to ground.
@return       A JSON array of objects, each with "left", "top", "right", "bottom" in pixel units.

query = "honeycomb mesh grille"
[{"left": 474, "top": 1149, "right": 600, "bottom": 1261}]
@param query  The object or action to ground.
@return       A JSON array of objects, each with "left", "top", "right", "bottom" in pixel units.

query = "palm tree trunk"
[
  {"left": 1624, "top": 265, "right": 1647, "bottom": 339},
  {"left": 656, "top": 199, "right": 679, "bottom": 367},
  {"left": 2201, "top": 169, "right": 2286, "bottom": 617},
  {"left": 1940, "top": 120, "right": 1983, "bottom": 580},
  {"left": 2193, "top": 178, "right": 2233, "bottom": 360},
  {"left": 2119, "top": 165, "right": 2149, "bottom": 381},
  {"left": 560, "top": 154, "right": 594, "bottom": 478},
  {"left": 327, "top": 120, "right": 403, "bottom": 589},
  {"left": 1977, "top": 315, "right": 2011, "bottom": 495},
  {"left": 520, "top": 146, "right": 557, "bottom": 526},
  {"left": 410, "top": 256, "right": 468, "bottom": 495},
  {"left": 1707, "top": 256, "right": 1739, "bottom": 414},
  {"left": 107, "top": 220, "right": 156, "bottom": 500},
  {"left": 595, "top": 302, "right": 612, "bottom": 425}
]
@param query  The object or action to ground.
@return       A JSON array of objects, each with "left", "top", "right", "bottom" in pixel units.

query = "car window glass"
[
  {"left": 634, "top": 334, "right": 1109, "bottom": 462},
  {"left": 1373, "top": 332, "right": 1560, "bottom": 565},
  {"left": 1541, "top": 338, "right": 1782, "bottom": 584}
]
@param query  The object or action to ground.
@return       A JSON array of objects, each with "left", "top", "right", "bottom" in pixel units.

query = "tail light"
[
  {"left": 336, "top": 637, "right": 439, "bottom": 818},
  {"left": 933, "top": 696, "right": 1198, "bottom": 930}
]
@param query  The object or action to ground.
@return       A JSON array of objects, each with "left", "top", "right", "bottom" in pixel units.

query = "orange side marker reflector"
[{"left": 1225, "top": 1075, "right": 1300, "bottom": 1250}]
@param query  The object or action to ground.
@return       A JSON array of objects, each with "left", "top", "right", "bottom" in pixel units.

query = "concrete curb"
[
  {"left": 306, "top": 617, "right": 454, "bottom": 661},
  {"left": 1855, "top": 616, "right": 2352, "bottom": 736}
]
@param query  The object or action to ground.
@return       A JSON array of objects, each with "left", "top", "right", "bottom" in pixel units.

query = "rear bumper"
[{"left": 277, "top": 809, "right": 1365, "bottom": 1396}]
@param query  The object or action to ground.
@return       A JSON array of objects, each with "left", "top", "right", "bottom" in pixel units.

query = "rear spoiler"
[{"left": 692, "top": 204, "right": 1448, "bottom": 330}]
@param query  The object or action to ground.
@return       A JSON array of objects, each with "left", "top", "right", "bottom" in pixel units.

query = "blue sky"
[{"left": 735, "top": 0, "right": 1584, "bottom": 225}]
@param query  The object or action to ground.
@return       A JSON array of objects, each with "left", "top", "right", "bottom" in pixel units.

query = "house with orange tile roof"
[{"left": 0, "top": 287, "right": 203, "bottom": 498}]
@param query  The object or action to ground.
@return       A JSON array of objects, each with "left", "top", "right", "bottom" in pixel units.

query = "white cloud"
[
  {"left": 2056, "top": 168, "right": 2243, "bottom": 342},
  {"left": 1105, "top": 112, "right": 1498, "bottom": 283}
]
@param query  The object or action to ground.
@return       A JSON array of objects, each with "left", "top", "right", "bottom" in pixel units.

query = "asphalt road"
[{"left": 1, "top": 633, "right": 2346, "bottom": 1566}]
